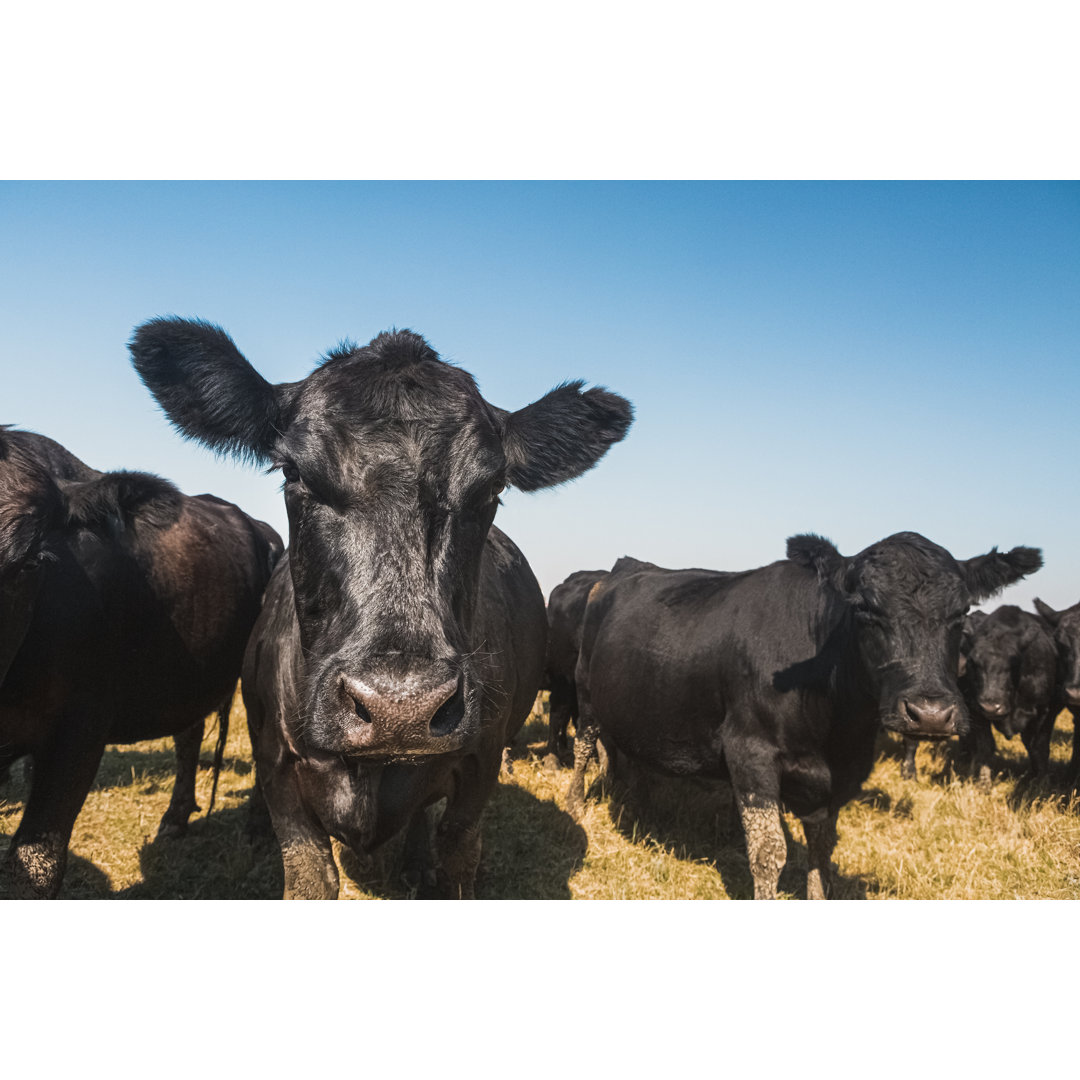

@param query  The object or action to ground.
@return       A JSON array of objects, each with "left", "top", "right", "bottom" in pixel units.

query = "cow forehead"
[
  {"left": 851, "top": 537, "right": 966, "bottom": 613},
  {"left": 280, "top": 353, "right": 505, "bottom": 495},
  {"left": 295, "top": 350, "right": 497, "bottom": 428}
]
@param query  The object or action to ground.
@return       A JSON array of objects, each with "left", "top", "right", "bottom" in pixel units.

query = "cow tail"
[{"left": 208, "top": 693, "right": 231, "bottom": 817}]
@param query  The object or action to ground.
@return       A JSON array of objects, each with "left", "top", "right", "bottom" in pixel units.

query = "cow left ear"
[
  {"left": 961, "top": 546, "right": 1043, "bottom": 602},
  {"left": 498, "top": 382, "right": 633, "bottom": 492}
]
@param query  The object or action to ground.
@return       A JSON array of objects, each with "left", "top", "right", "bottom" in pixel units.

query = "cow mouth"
[{"left": 880, "top": 713, "right": 960, "bottom": 740}]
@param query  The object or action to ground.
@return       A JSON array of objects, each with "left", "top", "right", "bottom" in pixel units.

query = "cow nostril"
[
  {"left": 429, "top": 678, "right": 465, "bottom": 737},
  {"left": 340, "top": 677, "right": 373, "bottom": 723}
]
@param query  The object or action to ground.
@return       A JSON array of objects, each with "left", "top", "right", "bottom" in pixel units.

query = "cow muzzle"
[
  {"left": 1065, "top": 686, "right": 1080, "bottom": 706},
  {"left": 895, "top": 697, "right": 962, "bottom": 738},
  {"left": 331, "top": 670, "right": 469, "bottom": 760}
]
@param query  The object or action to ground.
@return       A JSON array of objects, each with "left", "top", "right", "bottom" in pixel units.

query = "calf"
[
  {"left": 569, "top": 533, "right": 1041, "bottom": 899},
  {"left": 956, "top": 605, "right": 1058, "bottom": 784},
  {"left": 130, "top": 319, "right": 632, "bottom": 898},
  {"left": 0, "top": 427, "right": 282, "bottom": 897},
  {"left": 544, "top": 570, "right": 607, "bottom": 760},
  {"left": 1033, "top": 597, "right": 1080, "bottom": 784}
]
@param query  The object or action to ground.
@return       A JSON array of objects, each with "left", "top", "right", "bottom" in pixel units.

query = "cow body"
[
  {"left": 544, "top": 569, "right": 607, "bottom": 760},
  {"left": 0, "top": 428, "right": 282, "bottom": 897},
  {"left": 569, "top": 533, "right": 1041, "bottom": 899},
  {"left": 956, "top": 605, "right": 1058, "bottom": 784},
  {"left": 130, "top": 319, "right": 632, "bottom": 898},
  {"left": 1033, "top": 597, "right": 1080, "bottom": 785}
]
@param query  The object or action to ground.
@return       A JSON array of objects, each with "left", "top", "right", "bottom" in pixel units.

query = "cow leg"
[
  {"left": 547, "top": 677, "right": 573, "bottom": 761},
  {"left": 401, "top": 806, "right": 438, "bottom": 896},
  {"left": 259, "top": 770, "right": 339, "bottom": 899},
  {"left": 1069, "top": 709, "right": 1080, "bottom": 788},
  {"left": 900, "top": 736, "right": 919, "bottom": 780},
  {"left": 735, "top": 792, "right": 786, "bottom": 900},
  {"left": 566, "top": 706, "right": 599, "bottom": 821},
  {"left": 803, "top": 811, "right": 839, "bottom": 900},
  {"left": 5, "top": 722, "right": 106, "bottom": 899},
  {"left": 961, "top": 715, "right": 995, "bottom": 788},
  {"left": 157, "top": 718, "right": 204, "bottom": 839},
  {"left": 1020, "top": 711, "right": 1053, "bottom": 779},
  {"left": 435, "top": 760, "right": 497, "bottom": 900},
  {"left": 278, "top": 816, "right": 339, "bottom": 900}
]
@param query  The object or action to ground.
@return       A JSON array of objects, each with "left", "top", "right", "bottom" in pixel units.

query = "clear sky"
[{"left": 2, "top": 181, "right": 1077, "bottom": 608}]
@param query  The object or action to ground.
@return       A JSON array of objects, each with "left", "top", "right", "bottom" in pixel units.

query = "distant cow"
[
  {"left": 130, "top": 319, "right": 632, "bottom": 899},
  {"left": 545, "top": 570, "right": 607, "bottom": 760},
  {"left": 569, "top": 533, "right": 1041, "bottom": 899},
  {"left": 953, "top": 605, "right": 1058, "bottom": 784},
  {"left": 1033, "top": 597, "right": 1080, "bottom": 785},
  {"left": 0, "top": 427, "right": 282, "bottom": 898}
]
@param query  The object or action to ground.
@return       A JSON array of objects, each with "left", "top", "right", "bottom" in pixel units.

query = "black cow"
[
  {"left": 1033, "top": 597, "right": 1080, "bottom": 785},
  {"left": 544, "top": 570, "right": 607, "bottom": 761},
  {"left": 0, "top": 427, "right": 282, "bottom": 897},
  {"left": 953, "top": 605, "right": 1058, "bottom": 784},
  {"left": 130, "top": 319, "right": 632, "bottom": 898},
  {"left": 568, "top": 533, "right": 1041, "bottom": 899}
]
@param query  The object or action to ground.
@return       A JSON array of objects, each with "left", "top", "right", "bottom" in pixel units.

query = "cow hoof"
[
  {"left": 900, "top": 764, "right": 917, "bottom": 781},
  {"left": 542, "top": 752, "right": 562, "bottom": 771},
  {"left": 156, "top": 818, "right": 189, "bottom": 840}
]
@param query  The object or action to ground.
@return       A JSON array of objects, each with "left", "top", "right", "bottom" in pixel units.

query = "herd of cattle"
[{"left": 1, "top": 318, "right": 1076, "bottom": 899}]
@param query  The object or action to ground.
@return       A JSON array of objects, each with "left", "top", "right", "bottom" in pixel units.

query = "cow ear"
[
  {"left": 498, "top": 381, "right": 633, "bottom": 492},
  {"left": 1033, "top": 597, "right": 1061, "bottom": 628},
  {"left": 961, "top": 546, "right": 1042, "bottom": 603},
  {"left": 787, "top": 534, "right": 846, "bottom": 580},
  {"left": 129, "top": 317, "right": 292, "bottom": 464}
]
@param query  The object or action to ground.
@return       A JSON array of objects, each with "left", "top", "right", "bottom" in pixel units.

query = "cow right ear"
[
  {"left": 129, "top": 317, "right": 292, "bottom": 464},
  {"left": 787, "top": 533, "right": 845, "bottom": 580},
  {"left": 1033, "top": 597, "right": 1061, "bottom": 628}
]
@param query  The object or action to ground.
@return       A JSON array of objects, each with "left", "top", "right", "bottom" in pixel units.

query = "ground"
[{"left": 2, "top": 694, "right": 1078, "bottom": 899}]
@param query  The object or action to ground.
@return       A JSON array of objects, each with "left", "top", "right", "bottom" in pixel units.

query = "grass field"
[{"left": 2, "top": 693, "right": 1079, "bottom": 899}]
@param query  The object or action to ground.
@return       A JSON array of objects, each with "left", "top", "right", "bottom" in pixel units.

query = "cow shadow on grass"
[
  {"left": 125, "top": 796, "right": 283, "bottom": 899},
  {"left": 593, "top": 760, "right": 868, "bottom": 900},
  {"left": 91, "top": 745, "right": 253, "bottom": 791}
]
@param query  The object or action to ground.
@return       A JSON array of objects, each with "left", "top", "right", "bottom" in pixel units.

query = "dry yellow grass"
[{"left": 2, "top": 693, "right": 1078, "bottom": 899}]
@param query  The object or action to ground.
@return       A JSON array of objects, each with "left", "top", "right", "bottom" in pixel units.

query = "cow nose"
[
  {"left": 340, "top": 673, "right": 464, "bottom": 736},
  {"left": 1066, "top": 686, "right": 1080, "bottom": 705},
  {"left": 902, "top": 698, "right": 958, "bottom": 735},
  {"left": 978, "top": 700, "right": 1007, "bottom": 717}
]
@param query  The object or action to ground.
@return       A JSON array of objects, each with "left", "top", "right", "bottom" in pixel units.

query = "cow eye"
[
  {"left": 491, "top": 479, "right": 506, "bottom": 499},
  {"left": 281, "top": 461, "right": 301, "bottom": 484}
]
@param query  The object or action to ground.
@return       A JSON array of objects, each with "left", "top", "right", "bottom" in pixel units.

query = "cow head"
[
  {"left": 961, "top": 607, "right": 1032, "bottom": 732},
  {"left": 1, "top": 429, "right": 186, "bottom": 689},
  {"left": 1034, "top": 597, "right": 1080, "bottom": 706},
  {"left": 788, "top": 531, "right": 1042, "bottom": 738},
  {"left": 130, "top": 318, "right": 633, "bottom": 761},
  {"left": 0, "top": 433, "right": 63, "bottom": 686}
]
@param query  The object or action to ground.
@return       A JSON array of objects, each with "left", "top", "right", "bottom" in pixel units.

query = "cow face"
[
  {"left": 788, "top": 532, "right": 1042, "bottom": 738},
  {"left": 130, "top": 319, "right": 632, "bottom": 761},
  {"left": 0, "top": 441, "right": 61, "bottom": 686},
  {"left": 962, "top": 613, "right": 1019, "bottom": 725},
  {"left": 1034, "top": 597, "right": 1080, "bottom": 706}
]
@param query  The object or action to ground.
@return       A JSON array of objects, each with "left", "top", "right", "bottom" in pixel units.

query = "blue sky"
[{"left": 2, "top": 181, "right": 1077, "bottom": 607}]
